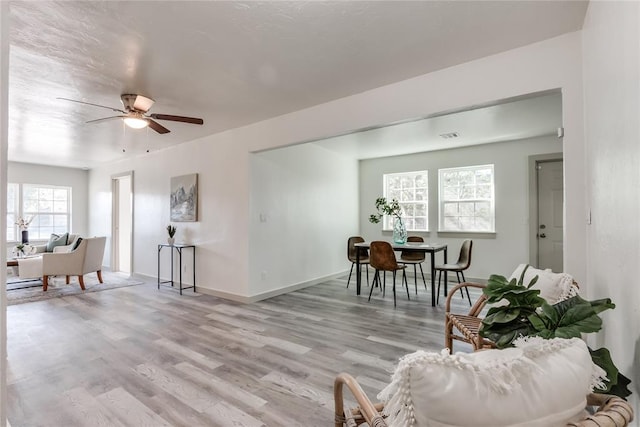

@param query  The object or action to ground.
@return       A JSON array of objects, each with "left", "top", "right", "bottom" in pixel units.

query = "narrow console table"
[{"left": 157, "top": 244, "right": 196, "bottom": 295}]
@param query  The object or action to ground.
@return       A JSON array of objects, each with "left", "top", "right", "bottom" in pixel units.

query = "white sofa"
[{"left": 41, "top": 236, "right": 106, "bottom": 291}]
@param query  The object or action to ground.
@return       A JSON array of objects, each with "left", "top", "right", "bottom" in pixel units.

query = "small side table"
[{"left": 157, "top": 244, "right": 196, "bottom": 295}]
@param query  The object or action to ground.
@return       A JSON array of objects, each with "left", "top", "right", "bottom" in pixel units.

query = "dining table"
[{"left": 354, "top": 241, "right": 448, "bottom": 306}]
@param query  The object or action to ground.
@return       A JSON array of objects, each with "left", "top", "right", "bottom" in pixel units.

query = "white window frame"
[
  {"left": 438, "top": 164, "right": 495, "bottom": 233},
  {"left": 6, "top": 183, "right": 19, "bottom": 242},
  {"left": 6, "top": 183, "right": 72, "bottom": 242},
  {"left": 383, "top": 170, "right": 428, "bottom": 232}
]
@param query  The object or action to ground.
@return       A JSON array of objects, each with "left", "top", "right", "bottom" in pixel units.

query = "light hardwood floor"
[{"left": 6, "top": 274, "right": 478, "bottom": 426}]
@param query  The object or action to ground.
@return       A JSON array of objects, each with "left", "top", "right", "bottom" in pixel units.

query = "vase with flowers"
[
  {"left": 369, "top": 197, "right": 407, "bottom": 244},
  {"left": 166, "top": 225, "right": 177, "bottom": 245},
  {"left": 15, "top": 216, "right": 34, "bottom": 243},
  {"left": 12, "top": 243, "right": 35, "bottom": 258}
]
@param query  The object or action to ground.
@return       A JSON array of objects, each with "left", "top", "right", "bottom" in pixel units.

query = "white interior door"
[
  {"left": 112, "top": 173, "right": 133, "bottom": 274},
  {"left": 537, "top": 160, "right": 563, "bottom": 272}
]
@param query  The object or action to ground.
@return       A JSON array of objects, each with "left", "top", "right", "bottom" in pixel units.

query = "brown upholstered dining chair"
[
  {"left": 435, "top": 239, "right": 473, "bottom": 305},
  {"left": 398, "top": 236, "right": 427, "bottom": 295},
  {"left": 347, "top": 236, "right": 369, "bottom": 288},
  {"left": 368, "top": 241, "right": 409, "bottom": 307}
]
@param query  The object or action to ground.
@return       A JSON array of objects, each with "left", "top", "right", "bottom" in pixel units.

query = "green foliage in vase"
[
  {"left": 369, "top": 197, "right": 402, "bottom": 224},
  {"left": 166, "top": 225, "right": 177, "bottom": 238},
  {"left": 480, "top": 265, "right": 632, "bottom": 398}
]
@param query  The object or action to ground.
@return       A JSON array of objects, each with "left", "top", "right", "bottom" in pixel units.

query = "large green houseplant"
[
  {"left": 369, "top": 197, "right": 407, "bottom": 244},
  {"left": 480, "top": 266, "right": 632, "bottom": 398}
]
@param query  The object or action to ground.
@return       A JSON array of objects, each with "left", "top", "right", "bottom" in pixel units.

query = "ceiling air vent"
[{"left": 439, "top": 132, "right": 459, "bottom": 139}]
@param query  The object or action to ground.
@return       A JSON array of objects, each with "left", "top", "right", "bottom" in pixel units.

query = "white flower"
[
  {"left": 15, "top": 216, "right": 34, "bottom": 231},
  {"left": 12, "top": 244, "right": 36, "bottom": 256}
]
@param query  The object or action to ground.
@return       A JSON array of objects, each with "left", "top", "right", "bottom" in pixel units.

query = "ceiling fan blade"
[
  {"left": 149, "top": 113, "right": 204, "bottom": 125},
  {"left": 58, "top": 97, "right": 126, "bottom": 114},
  {"left": 86, "top": 115, "right": 126, "bottom": 124},
  {"left": 147, "top": 119, "right": 171, "bottom": 134}
]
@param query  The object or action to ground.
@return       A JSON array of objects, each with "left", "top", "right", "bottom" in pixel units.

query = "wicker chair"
[
  {"left": 444, "top": 282, "right": 494, "bottom": 351},
  {"left": 334, "top": 373, "right": 634, "bottom": 427}
]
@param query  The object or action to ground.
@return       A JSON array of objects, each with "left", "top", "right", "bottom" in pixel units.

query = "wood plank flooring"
[{"left": 6, "top": 274, "right": 479, "bottom": 426}]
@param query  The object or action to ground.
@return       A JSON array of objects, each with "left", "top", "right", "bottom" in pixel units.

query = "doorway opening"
[
  {"left": 529, "top": 154, "right": 564, "bottom": 272},
  {"left": 111, "top": 172, "right": 133, "bottom": 275}
]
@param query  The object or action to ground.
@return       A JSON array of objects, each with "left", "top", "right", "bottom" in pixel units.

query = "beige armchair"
[{"left": 41, "top": 237, "right": 106, "bottom": 291}]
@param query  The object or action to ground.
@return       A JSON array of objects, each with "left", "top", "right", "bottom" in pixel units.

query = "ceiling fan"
[{"left": 58, "top": 94, "right": 204, "bottom": 134}]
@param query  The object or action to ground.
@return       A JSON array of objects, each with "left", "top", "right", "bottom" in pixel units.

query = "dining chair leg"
[
  {"left": 392, "top": 271, "right": 397, "bottom": 307},
  {"left": 461, "top": 271, "right": 472, "bottom": 306},
  {"left": 403, "top": 270, "right": 410, "bottom": 301},
  {"left": 382, "top": 272, "right": 387, "bottom": 297},
  {"left": 418, "top": 264, "right": 427, "bottom": 290},
  {"left": 346, "top": 262, "right": 355, "bottom": 288},
  {"left": 456, "top": 271, "right": 464, "bottom": 298},
  {"left": 368, "top": 271, "right": 379, "bottom": 301},
  {"left": 436, "top": 270, "right": 444, "bottom": 305},
  {"left": 366, "top": 266, "right": 370, "bottom": 287},
  {"left": 413, "top": 265, "right": 418, "bottom": 295}
]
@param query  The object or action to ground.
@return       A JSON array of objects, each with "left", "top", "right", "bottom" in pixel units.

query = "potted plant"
[
  {"left": 166, "top": 225, "right": 176, "bottom": 245},
  {"left": 369, "top": 197, "right": 407, "bottom": 244},
  {"left": 480, "top": 266, "right": 632, "bottom": 398}
]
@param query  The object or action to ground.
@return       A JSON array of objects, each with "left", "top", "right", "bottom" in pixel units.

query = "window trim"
[{"left": 438, "top": 164, "right": 495, "bottom": 233}]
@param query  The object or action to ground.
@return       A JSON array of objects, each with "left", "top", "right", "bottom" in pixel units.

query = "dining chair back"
[
  {"left": 347, "top": 236, "right": 369, "bottom": 288},
  {"left": 399, "top": 236, "right": 427, "bottom": 294},
  {"left": 435, "top": 240, "right": 473, "bottom": 305},
  {"left": 368, "top": 241, "right": 408, "bottom": 307}
]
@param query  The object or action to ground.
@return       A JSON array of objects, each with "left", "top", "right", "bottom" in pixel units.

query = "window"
[
  {"left": 6, "top": 184, "right": 72, "bottom": 241},
  {"left": 6, "top": 183, "right": 19, "bottom": 242},
  {"left": 439, "top": 164, "right": 495, "bottom": 232},
  {"left": 383, "top": 171, "right": 428, "bottom": 231}
]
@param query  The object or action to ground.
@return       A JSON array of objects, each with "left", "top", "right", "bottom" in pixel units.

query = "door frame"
[
  {"left": 111, "top": 171, "right": 134, "bottom": 275},
  {"left": 528, "top": 153, "right": 563, "bottom": 268}
]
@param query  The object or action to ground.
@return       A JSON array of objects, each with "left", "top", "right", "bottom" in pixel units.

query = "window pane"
[
  {"left": 401, "top": 189, "right": 413, "bottom": 201},
  {"left": 443, "top": 202, "right": 458, "bottom": 216},
  {"left": 414, "top": 218, "right": 426, "bottom": 229}
]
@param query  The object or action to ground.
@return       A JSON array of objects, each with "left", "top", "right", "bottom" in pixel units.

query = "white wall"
[
  {"left": 89, "top": 135, "right": 251, "bottom": 296},
  {"left": 89, "top": 31, "right": 585, "bottom": 301},
  {"left": 582, "top": 0, "right": 640, "bottom": 405},
  {"left": 249, "top": 143, "right": 358, "bottom": 299},
  {"left": 360, "top": 136, "right": 561, "bottom": 280},
  {"left": 7, "top": 161, "right": 88, "bottom": 241}
]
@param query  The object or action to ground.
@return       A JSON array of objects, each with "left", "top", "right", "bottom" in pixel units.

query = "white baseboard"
[{"left": 134, "top": 270, "right": 487, "bottom": 303}]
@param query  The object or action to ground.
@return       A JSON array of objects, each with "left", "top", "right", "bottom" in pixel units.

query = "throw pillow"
[
  {"left": 378, "top": 337, "right": 603, "bottom": 427},
  {"left": 72, "top": 237, "right": 83, "bottom": 251},
  {"left": 46, "top": 233, "right": 69, "bottom": 252},
  {"left": 509, "top": 264, "right": 578, "bottom": 304}
]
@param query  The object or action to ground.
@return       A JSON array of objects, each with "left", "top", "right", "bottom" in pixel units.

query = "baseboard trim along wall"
[{"left": 138, "top": 270, "right": 488, "bottom": 303}]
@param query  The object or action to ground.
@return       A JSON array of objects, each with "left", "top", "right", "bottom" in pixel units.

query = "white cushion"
[
  {"left": 509, "top": 264, "right": 577, "bottom": 304},
  {"left": 379, "top": 337, "right": 602, "bottom": 427}
]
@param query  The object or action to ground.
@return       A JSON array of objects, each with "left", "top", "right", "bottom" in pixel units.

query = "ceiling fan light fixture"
[{"left": 123, "top": 116, "right": 149, "bottom": 129}]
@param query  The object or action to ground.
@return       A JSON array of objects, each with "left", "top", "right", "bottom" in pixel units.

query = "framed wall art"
[{"left": 170, "top": 173, "right": 198, "bottom": 222}]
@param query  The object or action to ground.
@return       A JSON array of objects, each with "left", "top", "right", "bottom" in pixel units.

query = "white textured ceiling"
[{"left": 7, "top": 1, "right": 587, "bottom": 169}]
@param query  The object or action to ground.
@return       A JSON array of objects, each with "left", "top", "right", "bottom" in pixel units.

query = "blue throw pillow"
[{"left": 46, "top": 233, "right": 69, "bottom": 252}]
